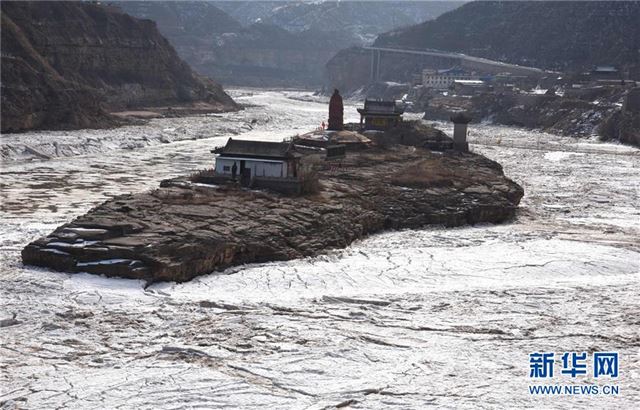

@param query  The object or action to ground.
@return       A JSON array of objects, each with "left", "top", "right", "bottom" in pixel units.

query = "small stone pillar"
[
  {"left": 623, "top": 87, "right": 640, "bottom": 113},
  {"left": 450, "top": 112, "right": 472, "bottom": 152}
]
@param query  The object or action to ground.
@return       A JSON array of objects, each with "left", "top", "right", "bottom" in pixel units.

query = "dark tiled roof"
[
  {"left": 218, "top": 139, "right": 292, "bottom": 159},
  {"left": 359, "top": 99, "right": 404, "bottom": 115},
  {"left": 593, "top": 66, "right": 617, "bottom": 73},
  {"left": 450, "top": 112, "right": 473, "bottom": 124}
]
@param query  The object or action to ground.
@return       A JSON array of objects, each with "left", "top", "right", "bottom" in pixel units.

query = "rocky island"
[{"left": 22, "top": 123, "right": 523, "bottom": 284}]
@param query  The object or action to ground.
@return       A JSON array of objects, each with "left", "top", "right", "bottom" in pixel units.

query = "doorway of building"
[{"left": 240, "top": 161, "right": 251, "bottom": 186}]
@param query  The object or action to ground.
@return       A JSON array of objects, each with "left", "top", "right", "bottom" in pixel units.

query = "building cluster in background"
[{"left": 412, "top": 63, "right": 637, "bottom": 99}]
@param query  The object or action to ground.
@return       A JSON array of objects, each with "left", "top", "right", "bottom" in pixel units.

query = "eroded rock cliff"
[
  {"left": 117, "top": 1, "right": 359, "bottom": 87},
  {"left": 599, "top": 87, "right": 640, "bottom": 146},
  {"left": 1, "top": 1, "right": 237, "bottom": 133},
  {"left": 419, "top": 88, "right": 640, "bottom": 146},
  {"left": 119, "top": 1, "right": 462, "bottom": 87}
]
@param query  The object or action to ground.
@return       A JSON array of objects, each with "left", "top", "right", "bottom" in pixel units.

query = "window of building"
[{"left": 223, "top": 166, "right": 230, "bottom": 171}]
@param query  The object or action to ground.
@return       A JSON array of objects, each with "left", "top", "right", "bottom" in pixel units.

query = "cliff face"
[
  {"left": 1, "top": 11, "right": 112, "bottom": 132},
  {"left": 118, "top": 1, "right": 351, "bottom": 87},
  {"left": 119, "top": 1, "right": 462, "bottom": 87},
  {"left": 325, "top": 47, "right": 373, "bottom": 93},
  {"left": 115, "top": 1, "right": 247, "bottom": 84},
  {"left": 375, "top": 1, "right": 640, "bottom": 74},
  {"left": 423, "top": 93, "right": 617, "bottom": 137},
  {"left": 205, "top": 23, "right": 345, "bottom": 87},
  {"left": 600, "top": 88, "right": 640, "bottom": 146},
  {"left": 325, "top": 46, "right": 449, "bottom": 93},
  {"left": 1, "top": 1, "right": 237, "bottom": 133},
  {"left": 417, "top": 87, "right": 640, "bottom": 146}
]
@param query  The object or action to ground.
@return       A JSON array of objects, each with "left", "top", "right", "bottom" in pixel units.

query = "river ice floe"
[{"left": 1, "top": 90, "right": 638, "bottom": 409}]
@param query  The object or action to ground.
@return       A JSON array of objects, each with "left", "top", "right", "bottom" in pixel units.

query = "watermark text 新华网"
[{"left": 528, "top": 351, "right": 619, "bottom": 395}]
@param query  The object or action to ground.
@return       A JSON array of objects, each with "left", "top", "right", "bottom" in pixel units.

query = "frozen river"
[{"left": 1, "top": 90, "right": 639, "bottom": 409}]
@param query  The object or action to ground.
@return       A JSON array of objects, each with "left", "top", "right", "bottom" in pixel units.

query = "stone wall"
[{"left": 252, "top": 177, "right": 303, "bottom": 196}]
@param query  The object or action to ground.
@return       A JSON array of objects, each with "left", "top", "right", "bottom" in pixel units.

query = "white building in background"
[
  {"left": 422, "top": 67, "right": 479, "bottom": 90},
  {"left": 451, "top": 79, "right": 491, "bottom": 95}
]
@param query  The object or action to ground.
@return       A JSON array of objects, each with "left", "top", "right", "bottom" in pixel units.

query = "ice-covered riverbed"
[{"left": 1, "top": 90, "right": 639, "bottom": 409}]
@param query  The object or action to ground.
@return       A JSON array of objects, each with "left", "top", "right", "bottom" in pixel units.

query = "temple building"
[
  {"left": 213, "top": 138, "right": 301, "bottom": 181},
  {"left": 357, "top": 99, "right": 404, "bottom": 131},
  {"left": 591, "top": 66, "right": 620, "bottom": 80}
]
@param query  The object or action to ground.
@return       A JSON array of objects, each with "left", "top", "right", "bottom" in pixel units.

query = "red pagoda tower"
[{"left": 328, "top": 89, "right": 343, "bottom": 131}]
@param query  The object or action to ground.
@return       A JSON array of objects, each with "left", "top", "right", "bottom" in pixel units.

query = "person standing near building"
[{"left": 231, "top": 162, "right": 238, "bottom": 180}]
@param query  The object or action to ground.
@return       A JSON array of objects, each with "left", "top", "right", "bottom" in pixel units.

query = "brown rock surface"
[
  {"left": 599, "top": 87, "right": 640, "bottom": 147},
  {"left": 0, "top": 1, "right": 237, "bottom": 133},
  {"left": 22, "top": 146, "right": 523, "bottom": 283},
  {"left": 422, "top": 91, "right": 640, "bottom": 146}
]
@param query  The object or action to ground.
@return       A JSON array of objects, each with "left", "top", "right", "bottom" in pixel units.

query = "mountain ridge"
[{"left": 374, "top": 1, "right": 640, "bottom": 74}]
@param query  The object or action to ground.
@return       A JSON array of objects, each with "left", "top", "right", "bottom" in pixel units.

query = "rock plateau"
[{"left": 22, "top": 144, "right": 523, "bottom": 283}]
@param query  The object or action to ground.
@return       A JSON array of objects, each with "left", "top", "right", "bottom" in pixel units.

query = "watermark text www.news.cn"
[{"left": 528, "top": 352, "right": 619, "bottom": 396}]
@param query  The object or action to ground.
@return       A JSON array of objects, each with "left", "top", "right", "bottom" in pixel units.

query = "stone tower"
[
  {"left": 450, "top": 112, "right": 472, "bottom": 152},
  {"left": 328, "top": 89, "right": 344, "bottom": 131}
]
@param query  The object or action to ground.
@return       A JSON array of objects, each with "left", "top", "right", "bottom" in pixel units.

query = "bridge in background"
[{"left": 364, "top": 46, "right": 548, "bottom": 83}]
